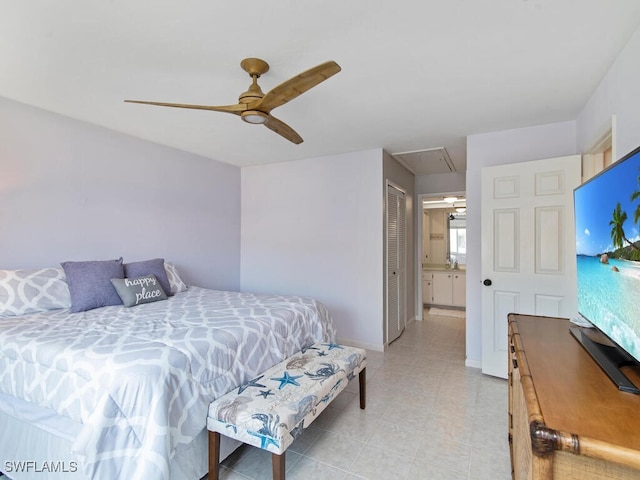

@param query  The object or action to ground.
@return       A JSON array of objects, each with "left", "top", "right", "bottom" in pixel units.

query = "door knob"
[{"left": 483, "top": 279, "right": 492, "bottom": 286}]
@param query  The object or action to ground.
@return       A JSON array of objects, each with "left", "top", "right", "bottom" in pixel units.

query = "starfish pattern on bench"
[{"left": 270, "top": 371, "right": 303, "bottom": 389}]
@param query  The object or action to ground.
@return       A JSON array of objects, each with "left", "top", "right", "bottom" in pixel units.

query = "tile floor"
[{"left": 214, "top": 310, "right": 511, "bottom": 479}]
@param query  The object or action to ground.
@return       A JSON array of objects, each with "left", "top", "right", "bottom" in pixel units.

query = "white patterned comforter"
[{"left": 0, "top": 287, "right": 336, "bottom": 479}]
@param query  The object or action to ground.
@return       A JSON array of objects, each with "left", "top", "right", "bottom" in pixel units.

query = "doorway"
[{"left": 417, "top": 192, "right": 466, "bottom": 319}]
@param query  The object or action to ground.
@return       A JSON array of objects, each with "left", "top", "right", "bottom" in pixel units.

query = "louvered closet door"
[{"left": 387, "top": 183, "right": 406, "bottom": 344}]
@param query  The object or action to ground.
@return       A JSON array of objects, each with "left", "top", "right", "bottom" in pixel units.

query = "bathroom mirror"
[{"left": 448, "top": 214, "right": 466, "bottom": 266}]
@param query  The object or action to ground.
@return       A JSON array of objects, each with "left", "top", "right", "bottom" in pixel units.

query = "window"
[{"left": 448, "top": 217, "right": 466, "bottom": 265}]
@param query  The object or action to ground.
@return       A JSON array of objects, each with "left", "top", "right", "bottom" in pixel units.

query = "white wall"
[
  {"left": 465, "top": 121, "right": 577, "bottom": 366},
  {"left": 577, "top": 27, "right": 640, "bottom": 159},
  {"left": 0, "top": 97, "right": 241, "bottom": 290},
  {"left": 241, "top": 149, "right": 384, "bottom": 350}
]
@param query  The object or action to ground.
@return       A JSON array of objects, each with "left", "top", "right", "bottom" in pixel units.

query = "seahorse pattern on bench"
[{"left": 207, "top": 342, "right": 367, "bottom": 479}]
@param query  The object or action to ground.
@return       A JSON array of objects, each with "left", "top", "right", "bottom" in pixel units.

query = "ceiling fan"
[{"left": 124, "top": 58, "right": 341, "bottom": 144}]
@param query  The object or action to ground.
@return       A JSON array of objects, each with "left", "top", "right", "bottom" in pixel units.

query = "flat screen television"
[{"left": 573, "top": 145, "right": 640, "bottom": 393}]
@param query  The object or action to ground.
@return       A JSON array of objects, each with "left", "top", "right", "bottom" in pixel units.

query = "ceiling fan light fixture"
[{"left": 241, "top": 110, "right": 268, "bottom": 124}]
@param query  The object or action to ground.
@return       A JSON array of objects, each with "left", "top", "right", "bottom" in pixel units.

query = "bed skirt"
[{"left": 0, "top": 392, "right": 240, "bottom": 480}]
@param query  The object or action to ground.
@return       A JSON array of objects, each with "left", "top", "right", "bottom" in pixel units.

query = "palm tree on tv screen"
[
  {"left": 633, "top": 175, "right": 640, "bottom": 224},
  {"left": 610, "top": 203, "right": 629, "bottom": 250},
  {"left": 609, "top": 176, "right": 640, "bottom": 257}
]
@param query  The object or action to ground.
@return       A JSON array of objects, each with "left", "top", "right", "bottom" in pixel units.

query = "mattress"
[{"left": 0, "top": 287, "right": 336, "bottom": 479}]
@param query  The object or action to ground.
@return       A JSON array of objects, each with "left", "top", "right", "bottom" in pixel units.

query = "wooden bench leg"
[
  {"left": 272, "top": 452, "right": 285, "bottom": 480},
  {"left": 359, "top": 367, "right": 366, "bottom": 409},
  {"left": 208, "top": 431, "right": 221, "bottom": 480}
]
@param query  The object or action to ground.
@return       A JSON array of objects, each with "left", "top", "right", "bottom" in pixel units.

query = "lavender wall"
[
  {"left": 0, "top": 97, "right": 241, "bottom": 290},
  {"left": 241, "top": 149, "right": 385, "bottom": 350}
]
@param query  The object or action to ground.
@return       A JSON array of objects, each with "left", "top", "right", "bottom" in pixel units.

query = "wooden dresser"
[{"left": 508, "top": 314, "right": 640, "bottom": 479}]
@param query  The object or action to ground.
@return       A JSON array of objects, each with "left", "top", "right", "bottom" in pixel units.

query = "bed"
[{"left": 0, "top": 262, "right": 336, "bottom": 479}]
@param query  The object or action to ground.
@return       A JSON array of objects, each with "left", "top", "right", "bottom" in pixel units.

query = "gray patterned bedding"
[{"left": 0, "top": 287, "right": 336, "bottom": 479}]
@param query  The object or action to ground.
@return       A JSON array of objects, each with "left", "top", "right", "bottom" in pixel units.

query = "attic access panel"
[{"left": 392, "top": 147, "right": 455, "bottom": 175}]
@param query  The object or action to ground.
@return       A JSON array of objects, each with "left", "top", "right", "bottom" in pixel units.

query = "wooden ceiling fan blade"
[
  {"left": 124, "top": 99, "right": 247, "bottom": 115},
  {"left": 264, "top": 115, "right": 303, "bottom": 144},
  {"left": 256, "top": 60, "right": 341, "bottom": 112}
]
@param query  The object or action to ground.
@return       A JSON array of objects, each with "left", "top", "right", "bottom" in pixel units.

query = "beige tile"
[
  {"left": 408, "top": 459, "right": 469, "bottom": 480},
  {"left": 287, "top": 456, "right": 349, "bottom": 480},
  {"left": 470, "top": 415, "right": 510, "bottom": 458},
  {"left": 348, "top": 443, "right": 414, "bottom": 479},
  {"left": 302, "top": 430, "right": 365, "bottom": 471},
  {"left": 469, "top": 447, "right": 511, "bottom": 479},
  {"left": 422, "top": 412, "right": 474, "bottom": 447},
  {"left": 381, "top": 402, "right": 431, "bottom": 429},
  {"left": 323, "top": 406, "right": 382, "bottom": 441},
  {"left": 366, "top": 419, "right": 421, "bottom": 457},
  {"left": 413, "top": 435, "right": 471, "bottom": 476}
]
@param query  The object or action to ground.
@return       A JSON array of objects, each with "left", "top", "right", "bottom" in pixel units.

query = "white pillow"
[
  {"left": 0, "top": 268, "right": 71, "bottom": 317},
  {"left": 164, "top": 263, "right": 188, "bottom": 294}
]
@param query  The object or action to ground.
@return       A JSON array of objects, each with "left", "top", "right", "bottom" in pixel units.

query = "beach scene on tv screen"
[{"left": 575, "top": 151, "right": 640, "bottom": 362}]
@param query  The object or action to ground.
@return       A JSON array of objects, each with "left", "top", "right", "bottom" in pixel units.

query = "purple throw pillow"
[
  {"left": 61, "top": 258, "right": 125, "bottom": 313},
  {"left": 124, "top": 258, "right": 172, "bottom": 296}
]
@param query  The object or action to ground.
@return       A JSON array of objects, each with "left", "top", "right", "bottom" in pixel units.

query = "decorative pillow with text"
[{"left": 110, "top": 274, "right": 168, "bottom": 307}]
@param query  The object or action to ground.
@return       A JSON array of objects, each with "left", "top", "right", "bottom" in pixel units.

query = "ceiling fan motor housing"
[{"left": 238, "top": 82, "right": 264, "bottom": 105}]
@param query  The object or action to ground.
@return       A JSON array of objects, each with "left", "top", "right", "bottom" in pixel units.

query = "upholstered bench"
[{"left": 207, "top": 342, "right": 367, "bottom": 480}]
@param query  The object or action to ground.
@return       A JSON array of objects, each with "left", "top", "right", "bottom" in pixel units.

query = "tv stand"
[
  {"left": 569, "top": 326, "right": 640, "bottom": 394},
  {"left": 508, "top": 314, "right": 640, "bottom": 480}
]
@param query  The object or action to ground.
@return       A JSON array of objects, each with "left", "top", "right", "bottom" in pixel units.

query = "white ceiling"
[{"left": 2, "top": 1, "right": 640, "bottom": 171}]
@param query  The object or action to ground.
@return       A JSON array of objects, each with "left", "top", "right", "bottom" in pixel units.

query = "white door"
[
  {"left": 386, "top": 183, "right": 406, "bottom": 344},
  {"left": 481, "top": 155, "right": 581, "bottom": 378}
]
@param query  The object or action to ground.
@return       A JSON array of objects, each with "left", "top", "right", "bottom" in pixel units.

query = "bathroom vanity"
[{"left": 422, "top": 267, "right": 465, "bottom": 307}]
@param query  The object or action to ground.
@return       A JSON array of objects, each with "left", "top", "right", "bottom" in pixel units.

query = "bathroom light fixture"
[{"left": 443, "top": 196, "right": 457, "bottom": 203}]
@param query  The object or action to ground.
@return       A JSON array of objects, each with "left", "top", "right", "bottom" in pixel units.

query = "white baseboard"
[
  {"left": 465, "top": 358, "right": 481, "bottom": 369},
  {"left": 337, "top": 337, "right": 385, "bottom": 352}
]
